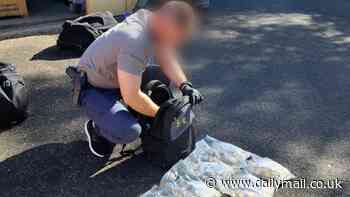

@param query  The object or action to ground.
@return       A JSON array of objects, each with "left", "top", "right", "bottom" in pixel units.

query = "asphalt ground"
[{"left": 0, "top": 1, "right": 349, "bottom": 197}]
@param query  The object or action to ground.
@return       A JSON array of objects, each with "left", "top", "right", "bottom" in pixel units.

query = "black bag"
[
  {"left": 0, "top": 62, "right": 28, "bottom": 128},
  {"left": 140, "top": 80, "right": 196, "bottom": 169},
  {"left": 57, "top": 11, "right": 118, "bottom": 54}
]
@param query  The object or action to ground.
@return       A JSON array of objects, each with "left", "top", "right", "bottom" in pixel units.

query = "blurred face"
[{"left": 152, "top": 11, "right": 191, "bottom": 48}]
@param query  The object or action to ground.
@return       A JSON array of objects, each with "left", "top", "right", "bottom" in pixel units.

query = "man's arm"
[
  {"left": 156, "top": 47, "right": 187, "bottom": 88},
  {"left": 118, "top": 69, "right": 159, "bottom": 117},
  {"left": 156, "top": 47, "right": 204, "bottom": 105}
]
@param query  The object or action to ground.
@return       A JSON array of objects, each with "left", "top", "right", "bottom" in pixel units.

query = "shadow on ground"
[
  {"left": 0, "top": 142, "right": 164, "bottom": 197},
  {"left": 31, "top": 45, "right": 81, "bottom": 61}
]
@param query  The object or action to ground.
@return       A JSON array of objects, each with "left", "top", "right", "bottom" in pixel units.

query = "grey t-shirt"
[{"left": 79, "top": 9, "right": 153, "bottom": 89}]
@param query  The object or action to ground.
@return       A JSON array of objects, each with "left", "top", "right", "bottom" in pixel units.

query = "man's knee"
[
  {"left": 119, "top": 123, "right": 142, "bottom": 143},
  {"left": 103, "top": 119, "right": 142, "bottom": 144}
]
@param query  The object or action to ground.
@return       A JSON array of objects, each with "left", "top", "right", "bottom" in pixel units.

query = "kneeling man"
[{"left": 79, "top": 1, "right": 203, "bottom": 158}]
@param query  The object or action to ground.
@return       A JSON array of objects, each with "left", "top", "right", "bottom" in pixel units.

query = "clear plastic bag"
[
  {"left": 216, "top": 171, "right": 275, "bottom": 197},
  {"left": 142, "top": 160, "right": 222, "bottom": 197},
  {"left": 246, "top": 155, "right": 296, "bottom": 181},
  {"left": 203, "top": 136, "right": 252, "bottom": 167},
  {"left": 141, "top": 136, "right": 295, "bottom": 197}
]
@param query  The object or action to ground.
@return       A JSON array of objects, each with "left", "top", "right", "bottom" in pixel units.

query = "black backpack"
[
  {"left": 0, "top": 62, "right": 28, "bottom": 128},
  {"left": 57, "top": 11, "right": 118, "bottom": 54},
  {"left": 139, "top": 80, "right": 196, "bottom": 169}
]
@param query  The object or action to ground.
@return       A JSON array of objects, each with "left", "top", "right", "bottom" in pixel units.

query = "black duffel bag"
[
  {"left": 139, "top": 80, "right": 196, "bottom": 169},
  {"left": 0, "top": 62, "right": 28, "bottom": 128},
  {"left": 57, "top": 11, "right": 118, "bottom": 54}
]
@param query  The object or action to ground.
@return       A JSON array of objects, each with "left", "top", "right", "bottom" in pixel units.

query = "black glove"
[{"left": 180, "top": 82, "right": 204, "bottom": 105}]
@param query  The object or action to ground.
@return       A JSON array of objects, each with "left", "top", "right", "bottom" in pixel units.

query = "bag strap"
[
  {"left": 0, "top": 84, "right": 12, "bottom": 104},
  {"left": 74, "top": 11, "right": 117, "bottom": 28},
  {"left": 0, "top": 64, "right": 14, "bottom": 105},
  {"left": 0, "top": 62, "right": 18, "bottom": 107},
  {"left": 0, "top": 62, "right": 16, "bottom": 73},
  {"left": 119, "top": 144, "right": 142, "bottom": 157},
  {"left": 75, "top": 14, "right": 104, "bottom": 25},
  {"left": 142, "top": 80, "right": 163, "bottom": 93}
]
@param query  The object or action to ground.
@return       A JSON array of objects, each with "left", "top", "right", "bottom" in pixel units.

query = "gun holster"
[{"left": 65, "top": 65, "right": 87, "bottom": 106}]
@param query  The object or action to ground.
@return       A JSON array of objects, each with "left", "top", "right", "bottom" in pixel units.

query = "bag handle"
[
  {"left": 142, "top": 80, "right": 163, "bottom": 94},
  {"left": 0, "top": 85, "right": 12, "bottom": 104}
]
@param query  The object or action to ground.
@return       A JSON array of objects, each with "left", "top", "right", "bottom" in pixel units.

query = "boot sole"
[{"left": 84, "top": 121, "right": 105, "bottom": 158}]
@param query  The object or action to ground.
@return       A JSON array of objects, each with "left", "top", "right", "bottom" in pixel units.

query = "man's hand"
[{"left": 180, "top": 82, "right": 204, "bottom": 105}]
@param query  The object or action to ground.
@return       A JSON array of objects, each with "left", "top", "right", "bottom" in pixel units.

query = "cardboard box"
[
  {"left": 0, "top": 0, "right": 28, "bottom": 17},
  {"left": 86, "top": 0, "right": 136, "bottom": 15}
]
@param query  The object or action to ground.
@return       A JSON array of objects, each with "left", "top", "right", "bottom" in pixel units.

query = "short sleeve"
[{"left": 118, "top": 52, "right": 146, "bottom": 76}]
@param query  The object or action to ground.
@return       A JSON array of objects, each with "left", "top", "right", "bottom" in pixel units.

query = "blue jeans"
[{"left": 81, "top": 66, "right": 168, "bottom": 144}]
